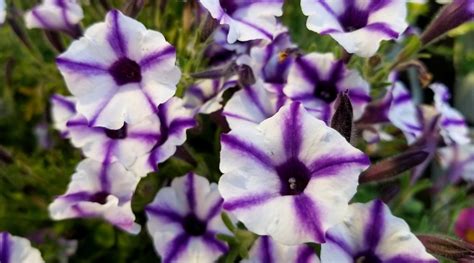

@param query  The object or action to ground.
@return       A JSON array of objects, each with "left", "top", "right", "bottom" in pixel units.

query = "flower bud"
[
  {"left": 417, "top": 234, "right": 474, "bottom": 262},
  {"left": 331, "top": 91, "right": 353, "bottom": 142},
  {"left": 122, "top": 0, "right": 145, "bottom": 18},
  {"left": 421, "top": 0, "right": 474, "bottom": 46}
]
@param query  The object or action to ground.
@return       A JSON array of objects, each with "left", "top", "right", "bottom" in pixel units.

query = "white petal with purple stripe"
[
  {"left": 301, "top": 0, "right": 408, "bottom": 57},
  {"left": 146, "top": 173, "right": 231, "bottom": 263},
  {"left": 284, "top": 53, "right": 370, "bottom": 123},
  {"left": 430, "top": 83, "right": 470, "bottom": 145},
  {"left": 438, "top": 144, "right": 474, "bottom": 182},
  {"left": 219, "top": 102, "right": 370, "bottom": 245},
  {"left": 0, "top": 232, "right": 44, "bottom": 263},
  {"left": 200, "top": 0, "right": 284, "bottom": 43},
  {"left": 24, "top": 0, "right": 83, "bottom": 33},
  {"left": 130, "top": 97, "right": 196, "bottom": 176},
  {"left": 321, "top": 200, "right": 438, "bottom": 263},
  {"left": 50, "top": 94, "right": 76, "bottom": 138},
  {"left": 183, "top": 77, "right": 238, "bottom": 114},
  {"left": 48, "top": 159, "right": 141, "bottom": 234},
  {"left": 242, "top": 236, "right": 320, "bottom": 263},
  {"left": 223, "top": 80, "right": 287, "bottom": 129},
  {"left": 57, "top": 10, "right": 180, "bottom": 129}
]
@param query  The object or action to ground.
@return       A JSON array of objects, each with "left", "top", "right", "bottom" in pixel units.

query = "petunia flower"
[
  {"left": 129, "top": 97, "right": 196, "bottom": 176},
  {"left": 223, "top": 80, "right": 287, "bottom": 129},
  {"left": 438, "top": 144, "right": 474, "bottom": 182},
  {"left": 242, "top": 236, "right": 320, "bottom": 263},
  {"left": 241, "top": 27, "right": 296, "bottom": 87},
  {"left": 183, "top": 77, "right": 238, "bottom": 114},
  {"left": 218, "top": 102, "right": 370, "bottom": 245},
  {"left": 430, "top": 83, "right": 470, "bottom": 145},
  {"left": 24, "top": 0, "right": 83, "bottom": 36},
  {"left": 0, "top": 0, "right": 5, "bottom": 24},
  {"left": 199, "top": 0, "right": 284, "bottom": 43},
  {"left": 49, "top": 158, "right": 141, "bottom": 234},
  {"left": 146, "top": 173, "right": 231, "bottom": 263},
  {"left": 284, "top": 53, "right": 370, "bottom": 124},
  {"left": 454, "top": 207, "right": 474, "bottom": 244},
  {"left": 321, "top": 200, "right": 438, "bottom": 263},
  {"left": 56, "top": 9, "right": 180, "bottom": 129},
  {"left": 0, "top": 232, "right": 44, "bottom": 263},
  {"left": 50, "top": 94, "right": 76, "bottom": 138},
  {"left": 301, "top": 0, "right": 408, "bottom": 57},
  {"left": 386, "top": 81, "right": 424, "bottom": 145}
]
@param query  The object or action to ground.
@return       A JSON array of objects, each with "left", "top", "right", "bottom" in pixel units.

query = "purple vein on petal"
[
  {"left": 139, "top": 46, "right": 176, "bottom": 71},
  {"left": 223, "top": 193, "right": 277, "bottom": 211},
  {"left": 293, "top": 194, "right": 325, "bottom": 242},
  {"left": 162, "top": 233, "right": 190, "bottom": 263},
  {"left": 221, "top": 134, "right": 274, "bottom": 169}
]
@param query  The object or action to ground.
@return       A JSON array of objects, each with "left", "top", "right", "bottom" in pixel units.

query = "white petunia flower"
[
  {"left": 24, "top": 0, "right": 83, "bottom": 35},
  {"left": 321, "top": 200, "right": 438, "bottom": 263},
  {"left": 56, "top": 10, "right": 180, "bottom": 129},
  {"left": 219, "top": 102, "right": 370, "bottom": 245},
  {"left": 49, "top": 159, "right": 141, "bottom": 234},
  {"left": 284, "top": 53, "right": 370, "bottom": 124},
  {"left": 301, "top": 0, "right": 408, "bottom": 57},
  {"left": 146, "top": 173, "right": 231, "bottom": 263},
  {"left": 199, "top": 0, "right": 284, "bottom": 43},
  {"left": 0, "top": 232, "right": 44, "bottom": 263}
]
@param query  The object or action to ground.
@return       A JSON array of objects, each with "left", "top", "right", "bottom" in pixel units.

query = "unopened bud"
[
  {"left": 238, "top": 65, "right": 256, "bottom": 87},
  {"left": 331, "top": 91, "right": 353, "bottom": 142},
  {"left": 359, "top": 150, "right": 429, "bottom": 183},
  {"left": 420, "top": 0, "right": 474, "bottom": 46},
  {"left": 122, "top": 0, "right": 145, "bottom": 18},
  {"left": 417, "top": 234, "right": 474, "bottom": 262}
]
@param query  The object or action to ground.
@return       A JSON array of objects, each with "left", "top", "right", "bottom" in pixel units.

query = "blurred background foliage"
[{"left": 0, "top": 0, "right": 473, "bottom": 262}]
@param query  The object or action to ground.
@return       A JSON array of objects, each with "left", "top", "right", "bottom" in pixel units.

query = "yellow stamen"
[
  {"left": 278, "top": 51, "right": 288, "bottom": 63},
  {"left": 465, "top": 229, "right": 474, "bottom": 243}
]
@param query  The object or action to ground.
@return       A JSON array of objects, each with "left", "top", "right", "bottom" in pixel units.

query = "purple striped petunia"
[
  {"left": 438, "top": 144, "right": 474, "bottom": 183},
  {"left": 240, "top": 26, "right": 296, "bottom": 86},
  {"left": 24, "top": 0, "right": 83, "bottom": 35},
  {"left": 284, "top": 53, "right": 370, "bottom": 124},
  {"left": 183, "top": 77, "right": 238, "bottom": 114},
  {"left": 386, "top": 81, "right": 424, "bottom": 145},
  {"left": 242, "top": 236, "right": 320, "bottom": 263},
  {"left": 50, "top": 94, "right": 76, "bottom": 138},
  {"left": 0, "top": 0, "right": 5, "bottom": 24},
  {"left": 129, "top": 97, "right": 196, "bottom": 176},
  {"left": 430, "top": 83, "right": 470, "bottom": 145},
  {"left": 223, "top": 80, "right": 288, "bottom": 129},
  {"left": 301, "top": 0, "right": 408, "bottom": 57},
  {"left": 0, "top": 232, "right": 44, "bottom": 263},
  {"left": 146, "top": 173, "right": 231, "bottom": 263},
  {"left": 321, "top": 200, "right": 438, "bottom": 263},
  {"left": 56, "top": 9, "right": 180, "bottom": 129},
  {"left": 49, "top": 158, "right": 141, "bottom": 234},
  {"left": 199, "top": 0, "right": 284, "bottom": 43},
  {"left": 218, "top": 102, "right": 370, "bottom": 245}
]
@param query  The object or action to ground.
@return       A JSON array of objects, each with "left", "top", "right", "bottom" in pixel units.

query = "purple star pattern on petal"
[
  {"left": 321, "top": 200, "right": 438, "bottom": 263},
  {"left": 49, "top": 159, "right": 141, "bottom": 234},
  {"left": 284, "top": 53, "right": 370, "bottom": 124},
  {"left": 56, "top": 9, "right": 180, "bottom": 129},
  {"left": 242, "top": 235, "right": 320, "bottom": 263},
  {"left": 219, "top": 102, "right": 370, "bottom": 245},
  {"left": 24, "top": 0, "right": 83, "bottom": 35},
  {"left": 146, "top": 173, "right": 231, "bottom": 263},
  {"left": 200, "top": 0, "right": 284, "bottom": 43},
  {"left": 301, "top": 0, "right": 408, "bottom": 57}
]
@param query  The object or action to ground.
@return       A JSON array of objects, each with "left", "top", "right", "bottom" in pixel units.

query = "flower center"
[
  {"left": 104, "top": 124, "right": 127, "bottom": 140},
  {"left": 465, "top": 229, "right": 474, "bottom": 243},
  {"left": 339, "top": 7, "right": 369, "bottom": 32},
  {"left": 182, "top": 214, "right": 207, "bottom": 236},
  {"left": 354, "top": 251, "right": 382, "bottom": 263},
  {"left": 219, "top": 0, "right": 244, "bottom": 15},
  {"left": 276, "top": 158, "right": 311, "bottom": 196},
  {"left": 314, "top": 80, "right": 339, "bottom": 103},
  {"left": 88, "top": 191, "right": 109, "bottom": 205},
  {"left": 109, "top": 57, "right": 142, "bottom": 85}
]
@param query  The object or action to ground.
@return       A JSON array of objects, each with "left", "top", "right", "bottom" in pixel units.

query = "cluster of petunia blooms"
[{"left": 2, "top": 0, "right": 474, "bottom": 262}]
